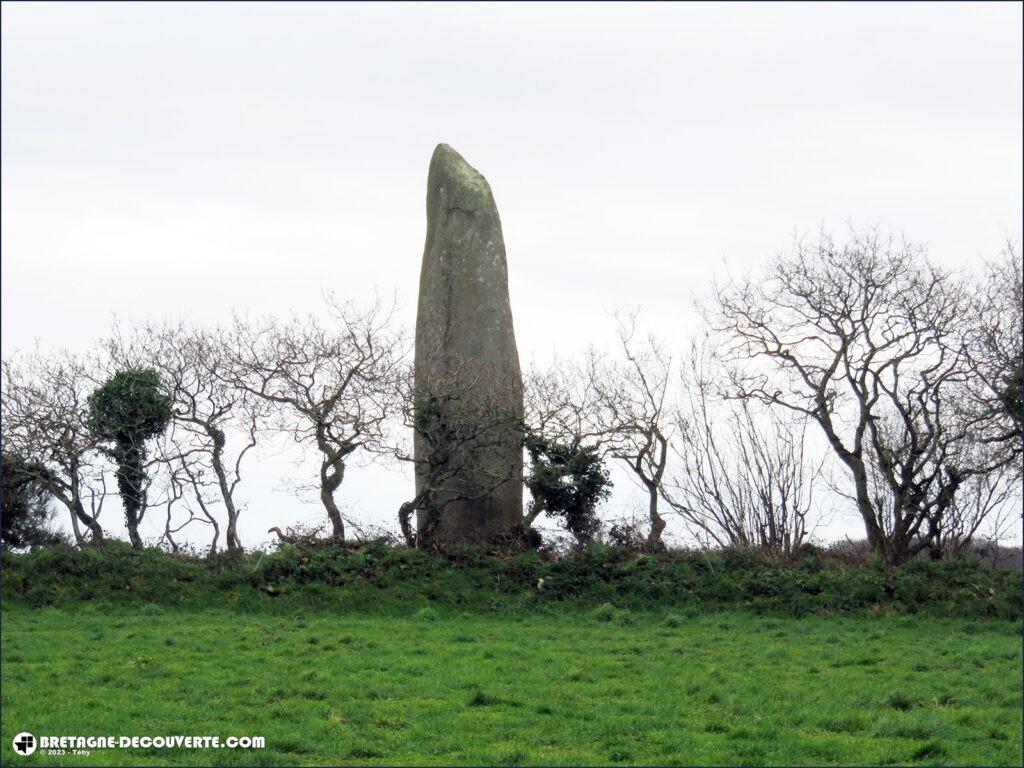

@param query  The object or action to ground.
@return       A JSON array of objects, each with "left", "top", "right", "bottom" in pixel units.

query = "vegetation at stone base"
[
  {"left": 3, "top": 542, "right": 1020, "bottom": 620},
  {"left": 2, "top": 602, "right": 1020, "bottom": 766}
]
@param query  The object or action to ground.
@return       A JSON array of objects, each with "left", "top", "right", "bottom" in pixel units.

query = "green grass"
[
  {"left": 2, "top": 545, "right": 1021, "bottom": 764},
  {"left": 2, "top": 602, "right": 1021, "bottom": 766}
]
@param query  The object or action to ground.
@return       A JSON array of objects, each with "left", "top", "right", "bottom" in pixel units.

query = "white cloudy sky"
[{"left": 2, "top": 2, "right": 1021, "bottom": 548}]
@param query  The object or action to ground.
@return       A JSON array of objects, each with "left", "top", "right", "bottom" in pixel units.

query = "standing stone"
[{"left": 414, "top": 144, "right": 523, "bottom": 544}]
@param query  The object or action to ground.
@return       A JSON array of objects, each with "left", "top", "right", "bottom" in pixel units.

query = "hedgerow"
[{"left": 2, "top": 541, "right": 1020, "bottom": 620}]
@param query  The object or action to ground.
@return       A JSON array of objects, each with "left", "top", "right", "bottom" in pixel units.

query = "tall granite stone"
[{"left": 414, "top": 144, "right": 523, "bottom": 544}]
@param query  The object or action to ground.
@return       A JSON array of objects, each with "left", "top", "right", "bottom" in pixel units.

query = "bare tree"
[
  {"left": 960, "top": 243, "right": 1023, "bottom": 476},
  {"left": 1, "top": 351, "right": 106, "bottom": 546},
  {"left": 663, "top": 340, "right": 823, "bottom": 555},
  {"left": 154, "top": 459, "right": 188, "bottom": 554},
  {"left": 710, "top": 230, "right": 989, "bottom": 563},
  {"left": 229, "top": 297, "right": 405, "bottom": 540},
  {"left": 141, "top": 422, "right": 225, "bottom": 556},
  {"left": 591, "top": 313, "right": 674, "bottom": 550},
  {"left": 931, "top": 460, "right": 1019, "bottom": 557},
  {"left": 107, "top": 321, "right": 265, "bottom": 551}
]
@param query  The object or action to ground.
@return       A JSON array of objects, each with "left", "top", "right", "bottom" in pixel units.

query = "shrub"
[{"left": 524, "top": 435, "right": 611, "bottom": 545}]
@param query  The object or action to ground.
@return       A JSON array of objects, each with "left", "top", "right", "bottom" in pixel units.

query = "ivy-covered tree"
[
  {"left": 88, "top": 368, "right": 173, "bottom": 549},
  {"left": 106, "top": 321, "right": 268, "bottom": 553},
  {"left": 524, "top": 434, "right": 612, "bottom": 546}
]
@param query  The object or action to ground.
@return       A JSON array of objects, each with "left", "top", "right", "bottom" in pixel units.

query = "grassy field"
[{"left": 2, "top": 602, "right": 1021, "bottom": 766}]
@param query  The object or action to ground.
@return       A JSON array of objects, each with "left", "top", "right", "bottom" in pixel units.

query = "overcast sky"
[{"left": 3, "top": 2, "right": 1021, "bottom": 548}]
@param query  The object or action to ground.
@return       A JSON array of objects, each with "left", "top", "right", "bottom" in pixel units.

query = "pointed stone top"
[{"left": 428, "top": 143, "right": 492, "bottom": 204}]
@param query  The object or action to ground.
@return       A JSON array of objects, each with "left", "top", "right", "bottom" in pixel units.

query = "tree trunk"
[
  {"left": 126, "top": 520, "right": 143, "bottom": 549},
  {"left": 523, "top": 496, "right": 545, "bottom": 527},
  {"left": 399, "top": 497, "right": 420, "bottom": 548},
  {"left": 645, "top": 484, "right": 666, "bottom": 551},
  {"left": 208, "top": 518, "right": 221, "bottom": 557},
  {"left": 320, "top": 457, "right": 346, "bottom": 540},
  {"left": 839, "top": 452, "right": 889, "bottom": 559},
  {"left": 73, "top": 498, "right": 105, "bottom": 546},
  {"left": 209, "top": 429, "right": 243, "bottom": 552},
  {"left": 67, "top": 469, "right": 104, "bottom": 546},
  {"left": 67, "top": 503, "right": 85, "bottom": 547},
  {"left": 321, "top": 486, "right": 344, "bottom": 540},
  {"left": 115, "top": 440, "right": 146, "bottom": 549},
  {"left": 225, "top": 516, "right": 241, "bottom": 552}
]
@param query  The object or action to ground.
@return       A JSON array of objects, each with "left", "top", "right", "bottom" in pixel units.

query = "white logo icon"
[{"left": 13, "top": 732, "right": 36, "bottom": 755}]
